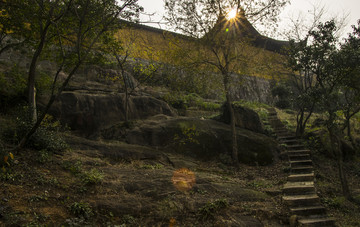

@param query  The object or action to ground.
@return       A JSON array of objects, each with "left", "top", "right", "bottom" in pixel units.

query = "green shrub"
[
  {"left": 3, "top": 106, "right": 68, "bottom": 152},
  {"left": 163, "top": 92, "right": 188, "bottom": 109},
  {"left": 62, "top": 160, "right": 83, "bottom": 175},
  {"left": 69, "top": 202, "right": 93, "bottom": 219},
  {"left": 174, "top": 124, "right": 200, "bottom": 146},
  {"left": 81, "top": 168, "right": 104, "bottom": 185},
  {"left": 36, "top": 149, "right": 50, "bottom": 164},
  {"left": 271, "top": 83, "right": 292, "bottom": 109},
  {"left": 322, "top": 196, "right": 346, "bottom": 209}
]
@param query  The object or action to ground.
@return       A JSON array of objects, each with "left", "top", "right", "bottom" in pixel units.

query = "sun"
[{"left": 226, "top": 8, "right": 237, "bottom": 20}]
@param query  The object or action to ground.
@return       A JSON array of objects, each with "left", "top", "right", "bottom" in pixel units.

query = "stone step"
[
  {"left": 288, "top": 173, "right": 315, "bottom": 182},
  {"left": 287, "top": 150, "right": 311, "bottom": 156},
  {"left": 298, "top": 216, "right": 336, "bottom": 226},
  {"left": 290, "top": 160, "right": 313, "bottom": 168},
  {"left": 287, "top": 144, "right": 305, "bottom": 150},
  {"left": 290, "top": 206, "right": 327, "bottom": 216},
  {"left": 283, "top": 194, "right": 320, "bottom": 207},
  {"left": 279, "top": 139, "right": 300, "bottom": 145},
  {"left": 291, "top": 166, "right": 314, "bottom": 174},
  {"left": 278, "top": 135, "right": 297, "bottom": 140},
  {"left": 277, "top": 133, "right": 294, "bottom": 138},
  {"left": 277, "top": 134, "right": 295, "bottom": 139},
  {"left": 289, "top": 154, "right": 311, "bottom": 161},
  {"left": 283, "top": 181, "right": 315, "bottom": 195}
]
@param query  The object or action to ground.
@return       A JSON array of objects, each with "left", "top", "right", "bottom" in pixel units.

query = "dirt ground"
[{"left": 0, "top": 132, "right": 292, "bottom": 226}]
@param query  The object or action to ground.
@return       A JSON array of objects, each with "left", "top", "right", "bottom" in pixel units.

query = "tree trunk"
[
  {"left": 27, "top": 22, "right": 51, "bottom": 122},
  {"left": 124, "top": 89, "right": 129, "bottom": 123},
  {"left": 28, "top": 48, "right": 42, "bottom": 122},
  {"left": 121, "top": 70, "right": 129, "bottom": 123},
  {"left": 328, "top": 124, "right": 352, "bottom": 200},
  {"left": 337, "top": 156, "right": 351, "bottom": 200},
  {"left": 296, "top": 110, "right": 304, "bottom": 137},
  {"left": 18, "top": 62, "right": 82, "bottom": 150},
  {"left": 345, "top": 117, "right": 358, "bottom": 151},
  {"left": 226, "top": 92, "right": 239, "bottom": 167}
]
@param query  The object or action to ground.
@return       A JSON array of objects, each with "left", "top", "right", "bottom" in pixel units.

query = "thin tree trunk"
[
  {"left": 328, "top": 123, "right": 352, "bottom": 200},
  {"left": 337, "top": 156, "right": 351, "bottom": 200},
  {"left": 27, "top": 21, "right": 51, "bottom": 122},
  {"left": 345, "top": 117, "right": 358, "bottom": 151},
  {"left": 123, "top": 71, "right": 129, "bottom": 123},
  {"left": 222, "top": 71, "right": 238, "bottom": 167},
  {"left": 226, "top": 92, "right": 239, "bottom": 167},
  {"left": 124, "top": 88, "right": 129, "bottom": 122},
  {"left": 18, "top": 62, "right": 82, "bottom": 150},
  {"left": 28, "top": 51, "right": 41, "bottom": 122},
  {"left": 296, "top": 110, "right": 304, "bottom": 137}
]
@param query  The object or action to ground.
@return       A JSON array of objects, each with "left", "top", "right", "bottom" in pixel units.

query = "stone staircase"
[{"left": 267, "top": 108, "right": 336, "bottom": 227}]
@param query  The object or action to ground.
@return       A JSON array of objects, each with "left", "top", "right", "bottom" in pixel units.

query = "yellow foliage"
[
  {"left": 114, "top": 23, "right": 290, "bottom": 80},
  {"left": 24, "top": 23, "right": 31, "bottom": 30}
]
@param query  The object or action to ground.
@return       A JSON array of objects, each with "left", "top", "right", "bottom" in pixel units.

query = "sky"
[{"left": 136, "top": 0, "right": 360, "bottom": 40}]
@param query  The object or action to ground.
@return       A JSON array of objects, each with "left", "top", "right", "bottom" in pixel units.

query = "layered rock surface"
[{"left": 122, "top": 115, "right": 277, "bottom": 165}]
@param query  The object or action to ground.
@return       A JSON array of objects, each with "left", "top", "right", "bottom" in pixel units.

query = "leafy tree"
[
  {"left": 285, "top": 3, "right": 348, "bottom": 137},
  {"left": 25, "top": 0, "right": 74, "bottom": 122},
  {"left": 286, "top": 37, "right": 319, "bottom": 136},
  {"left": 164, "top": 0, "right": 289, "bottom": 166},
  {"left": 308, "top": 21, "right": 351, "bottom": 199},
  {"left": 337, "top": 21, "right": 360, "bottom": 149},
  {"left": 17, "top": 0, "right": 143, "bottom": 149},
  {"left": 0, "top": 0, "right": 30, "bottom": 56},
  {"left": 95, "top": 26, "right": 158, "bottom": 123},
  {"left": 288, "top": 20, "right": 360, "bottom": 200}
]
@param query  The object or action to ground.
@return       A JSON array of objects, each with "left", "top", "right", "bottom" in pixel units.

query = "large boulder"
[
  {"left": 46, "top": 91, "right": 176, "bottom": 136},
  {"left": 124, "top": 115, "right": 278, "bottom": 165},
  {"left": 220, "top": 103, "right": 264, "bottom": 133}
]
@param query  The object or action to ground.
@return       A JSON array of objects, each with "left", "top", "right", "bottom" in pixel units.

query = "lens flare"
[
  {"left": 172, "top": 168, "right": 196, "bottom": 192},
  {"left": 226, "top": 8, "right": 237, "bottom": 20}
]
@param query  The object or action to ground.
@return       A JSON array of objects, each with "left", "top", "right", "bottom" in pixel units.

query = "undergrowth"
[{"left": 1, "top": 106, "right": 68, "bottom": 153}]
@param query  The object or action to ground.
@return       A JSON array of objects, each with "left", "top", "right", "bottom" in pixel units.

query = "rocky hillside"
[
  {"left": 1, "top": 58, "right": 360, "bottom": 226},
  {"left": 0, "top": 61, "right": 294, "bottom": 226}
]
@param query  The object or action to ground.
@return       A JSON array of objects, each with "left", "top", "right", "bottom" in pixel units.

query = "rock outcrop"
[
  {"left": 122, "top": 115, "right": 277, "bottom": 165},
  {"left": 220, "top": 103, "right": 264, "bottom": 133},
  {"left": 47, "top": 91, "right": 176, "bottom": 136}
]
